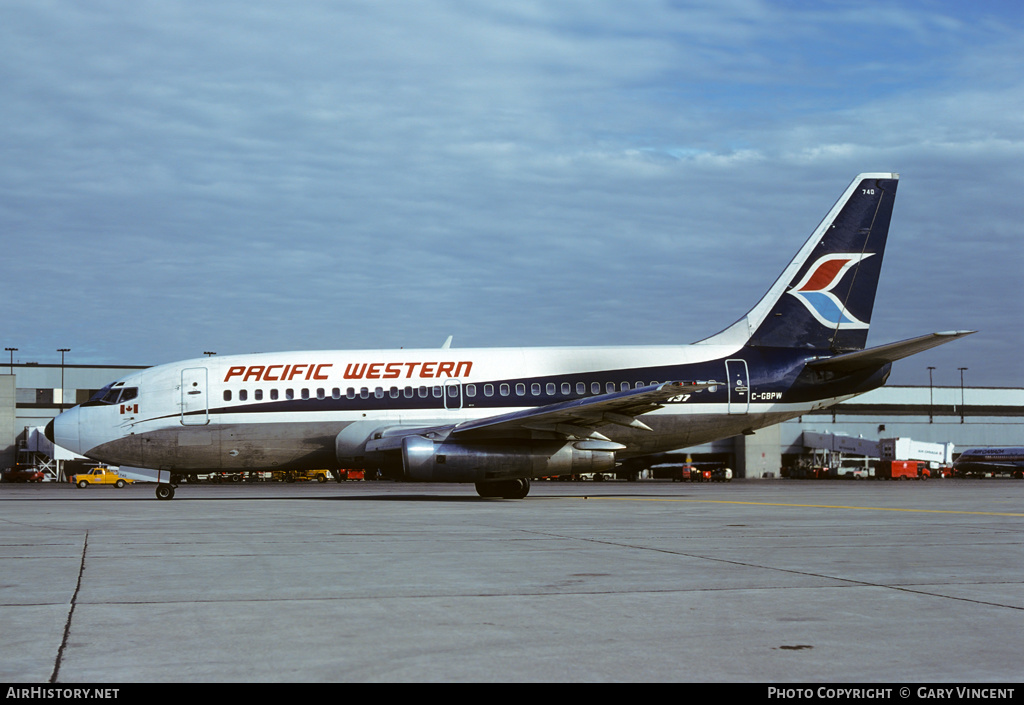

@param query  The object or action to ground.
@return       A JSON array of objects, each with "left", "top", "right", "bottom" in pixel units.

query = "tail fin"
[{"left": 699, "top": 173, "right": 899, "bottom": 352}]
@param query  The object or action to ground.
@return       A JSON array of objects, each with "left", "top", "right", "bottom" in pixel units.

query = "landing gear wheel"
[
  {"left": 475, "top": 478, "right": 531, "bottom": 499},
  {"left": 505, "top": 478, "right": 530, "bottom": 499},
  {"left": 155, "top": 484, "right": 175, "bottom": 501}
]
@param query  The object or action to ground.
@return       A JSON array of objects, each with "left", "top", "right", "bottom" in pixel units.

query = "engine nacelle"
[{"left": 400, "top": 435, "right": 619, "bottom": 483}]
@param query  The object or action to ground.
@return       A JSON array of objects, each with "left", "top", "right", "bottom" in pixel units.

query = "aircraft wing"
[
  {"left": 806, "top": 331, "right": 975, "bottom": 374},
  {"left": 363, "top": 380, "right": 718, "bottom": 454},
  {"left": 450, "top": 380, "right": 718, "bottom": 440}
]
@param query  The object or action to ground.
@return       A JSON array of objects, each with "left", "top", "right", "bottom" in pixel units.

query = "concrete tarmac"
[{"left": 1, "top": 478, "right": 1023, "bottom": 683}]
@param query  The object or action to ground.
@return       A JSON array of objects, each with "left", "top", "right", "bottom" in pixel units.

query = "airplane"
[
  {"left": 952, "top": 448, "right": 1024, "bottom": 478},
  {"left": 47, "top": 173, "right": 973, "bottom": 500}
]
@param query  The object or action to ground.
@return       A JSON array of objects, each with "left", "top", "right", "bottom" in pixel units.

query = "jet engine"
[{"left": 398, "top": 435, "right": 620, "bottom": 484}]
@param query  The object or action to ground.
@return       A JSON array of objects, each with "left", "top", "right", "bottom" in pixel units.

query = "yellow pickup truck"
[{"left": 71, "top": 467, "right": 134, "bottom": 489}]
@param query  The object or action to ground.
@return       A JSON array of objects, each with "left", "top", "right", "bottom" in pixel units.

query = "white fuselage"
[{"left": 52, "top": 342, "right": 848, "bottom": 475}]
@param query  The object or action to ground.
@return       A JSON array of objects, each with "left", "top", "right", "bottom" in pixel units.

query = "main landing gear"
[
  {"left": 155, "top": 483, "right": 176, "bottom": 501},
  {"left": 475, "top": 478, "right": 530, "bottom": 499}
]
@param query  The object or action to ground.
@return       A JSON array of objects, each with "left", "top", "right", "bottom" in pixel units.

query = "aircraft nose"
[
  {"left": 49, "top": 406, "right": 82, "bottom": 454},
  {"left": 45, "top": 418, "right": 55, "bottom": 443}
]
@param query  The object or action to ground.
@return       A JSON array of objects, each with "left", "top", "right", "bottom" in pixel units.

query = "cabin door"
[
  {"left": 725, "top": 359, "right": 750, "bottom": 415},
  {"left": 181, "top": 367, "right": 210, "bottom": 425}
]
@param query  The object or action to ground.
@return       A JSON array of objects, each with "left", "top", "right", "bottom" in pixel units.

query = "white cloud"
[{"left": 0, "top": 0, "right": 1021, "bottom": 384}]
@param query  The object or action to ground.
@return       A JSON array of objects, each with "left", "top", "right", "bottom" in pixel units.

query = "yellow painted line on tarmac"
[{"left": 566, "top": 495, "right": 1024, "bottom": 517}]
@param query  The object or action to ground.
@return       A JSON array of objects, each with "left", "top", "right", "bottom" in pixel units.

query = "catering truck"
[{"left": 879, "top": 438, "right": 955, "bottom": 467}]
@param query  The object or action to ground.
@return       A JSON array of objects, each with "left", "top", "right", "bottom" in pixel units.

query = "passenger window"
[
  {"left": 562, "top": 382, "right": 571, "bottom": 395},
  {"left": 271, "top": 389, "right": 279, "bottom": 400},
  {"left": 516, "top": 383, "right": 526, "bottom": 396},
  {"left": 389, "top": 387, "right": 399, "bottom": 398},
  {"left": 576, "top": 382, "right": 586, "bottom": 395},
  {"left": 500, "top": 384, "right": 510, "bottom": 397},
  {"left": 465, "top": 384, "right": 476, "bottom": 397},
  {"left": 239, "top": 389, "right": 248, "bottom": 401},
  {"left": 621, "top": 382, "right": 630, "bottom": 391},
  {"left": 255, "top": 389, "right": 263, "bottom": 401},
  {"left": 418, "top": 386, "right": 428, "bottom": 398},
  {"left": 432, "top": 386, "right": 442, "bottom": 398},
  {"left": 359, "top": 388, "right": 369, "bottom": 399},
  {"left": 223, "top": 390, "right": 232, "bottom": 402},
  {"left": 404, "top": 386, "right": 414, "bottom": 398},
  {"left": 332, "top": 388, "right": 341, "bottom": 399},
  {"left": 346, "top": 388, "right": 355, "bottom": 399},
  {"left": 375, "top": 387, "right": 384, "bottom": 399},
  {"left": 592, "top": 382, "right": 601, "bottom": 394},
  {"left": 301, "top": 389, "right": 310, "bottom": 400},
  {"left": 546, "top": 383, "right": 555, "bottom": 395},
  {"left": 317, "top": 388, "right": 326, "bottom": 400},
  {"left": 286, "top": 389, "right": 295, "bottom": 400},
  {"left": 531, "top": 383, "right": 541, "bottom": 395},
  {"left": 606, "top": 382, "right": 615, "bottom": 394},
  {"left": 484, "top": 384, "right": 494, "bottom": 397}
]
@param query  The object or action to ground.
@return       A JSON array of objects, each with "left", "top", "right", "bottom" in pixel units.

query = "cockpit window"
[
  {"left": 88, "top": 384, "right": 138, "bottom": 405},
  {"left": 88, "top": 384, "right": 115, "bottom": 404}
]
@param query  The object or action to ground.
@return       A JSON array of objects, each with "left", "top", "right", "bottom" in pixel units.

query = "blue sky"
[{"left": 1, "top": 0, "right": 1021, "bottom": 388}]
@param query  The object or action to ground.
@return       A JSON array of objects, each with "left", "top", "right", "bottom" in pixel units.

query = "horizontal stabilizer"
[{"left": 806, "top": 331, "right": 975, "bottom": 373}]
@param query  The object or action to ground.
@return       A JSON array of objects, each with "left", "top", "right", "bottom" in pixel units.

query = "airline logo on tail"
[{"left": 788, "top": 253, "right": 873, "bottom": 329}]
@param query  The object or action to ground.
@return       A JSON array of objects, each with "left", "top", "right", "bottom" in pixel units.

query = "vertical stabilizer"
[{"left": 698, "top": 173, "right": 899, "bottom": 352}]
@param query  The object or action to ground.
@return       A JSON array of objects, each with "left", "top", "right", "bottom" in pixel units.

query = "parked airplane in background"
[
  {"left": 48, "top": 173, "right": 972, "bottom": 500},
  {"left": 953, "top": 448, "right": 1024, "bottom": 478}
]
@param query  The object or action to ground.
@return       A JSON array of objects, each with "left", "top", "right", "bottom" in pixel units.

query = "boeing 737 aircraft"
[{"left": 47, "top": 173, "right": 972, "bottom": 500}]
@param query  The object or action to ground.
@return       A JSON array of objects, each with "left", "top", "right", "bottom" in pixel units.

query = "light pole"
[
  {"left": 5, "top": 347, "right": 16, "bottom": 375},
  {"left": 927, "top": 366, "right": 935, "bottom": 424},
  {"left": 57, "top": 348, "right": 70, "bottom": 409},
  {"left": 958, "top": 367, "right": 968, "bottom": 424}
]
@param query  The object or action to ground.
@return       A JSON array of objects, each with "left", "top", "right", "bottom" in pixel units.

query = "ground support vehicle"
[
  {"left": 70, "top": 467, "right": 134, "bottom": 488},
  {"left": 874, "top": 460, "right": 929, "bottom": 480},
  {"left": 1, "top": 465, "right": 45, "bottom": 482}
]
